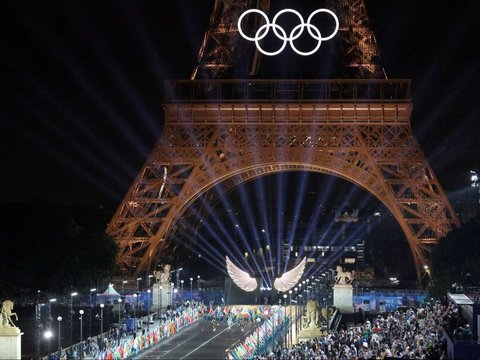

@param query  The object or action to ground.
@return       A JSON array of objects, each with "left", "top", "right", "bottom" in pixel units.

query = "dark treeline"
[
  {"left": 0, "top": 201, "right": 118, "bottom": 298},
  {"left": 430, "top": 218, "right": 480, "bottom": 296}
]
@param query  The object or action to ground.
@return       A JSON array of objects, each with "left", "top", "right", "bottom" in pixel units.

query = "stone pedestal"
[
  {"left": 333, "top": 284, "right": 354, "bottom": 313},
  {"left": 152, "top": 283, "right": 172, "bottom": 311},
  {"left": 0, "top": 327, "right": 22, "bottom": 360},
  {"left": 297, "top": 326, "right": 324, "bottom": 342}
]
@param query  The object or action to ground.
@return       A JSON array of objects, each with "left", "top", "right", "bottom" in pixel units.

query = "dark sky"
[{"left": 1, "top": 0, "right": 480, "bottom": 210}]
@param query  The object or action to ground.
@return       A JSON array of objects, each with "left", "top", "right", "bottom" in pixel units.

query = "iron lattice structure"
[{"left": 107, "top": 1, "right": 459, "bottom": 281}]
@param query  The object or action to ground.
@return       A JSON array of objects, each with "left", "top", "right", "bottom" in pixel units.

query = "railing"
[{"left": 164, "top": 79, "right": 411, "bottom": 103}]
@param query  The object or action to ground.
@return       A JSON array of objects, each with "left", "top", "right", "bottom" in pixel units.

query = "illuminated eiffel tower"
[{"left": 107, "top": 0, "right": 459, "bottom": 282}]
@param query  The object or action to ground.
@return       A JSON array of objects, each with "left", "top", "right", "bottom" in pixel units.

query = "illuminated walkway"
[{"left": 134, "top": 319, "right": 255, "bottom": 360}]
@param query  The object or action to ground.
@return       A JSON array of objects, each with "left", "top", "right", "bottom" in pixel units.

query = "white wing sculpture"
[
  {"left": 226, "top": 256, "right": 258, "bottom": 292},
  {"left": 273, "top": 257, "right": 307, "bottom": 292}
]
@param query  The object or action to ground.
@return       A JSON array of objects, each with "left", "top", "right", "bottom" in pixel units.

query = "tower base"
[
  {"left": 297, "top": 327, "right": 325, "bottom": 342},
  {"left": 333, "top": 284, "right": 354, "bottom": 313},
  {"left": 0, "top": 327, "right": 22, "bottom": 360},
  {"left": 152, "top": 283, "right": 172, "bottom": 311}
]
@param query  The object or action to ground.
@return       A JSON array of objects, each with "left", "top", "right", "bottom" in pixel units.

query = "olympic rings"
[{"left": 237, "top": 8, "right": 339, "bottom": 56}]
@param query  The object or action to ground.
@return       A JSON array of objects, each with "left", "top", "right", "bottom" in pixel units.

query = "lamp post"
[
  {"left": 133, "top": 293, "right": 138, "bottom": 334},
  {"left": 148, "top": 274, "right": 154, "bottom": 324},
  {"left": 298, "top": 294, "right": 303, "bottom": 332},
  {"left": 288, "top": 290, "right": 293, "bottom": 346},
  {"left": 136, "top": 277, "right": 142, "bottom": 293},
  {"left": 89, "top": 288, "right": 96, "bottom": 338},
  {"left": 147, "top": 289, "right": 151, "bottom": 331},
  {"left": 79, "top": 310, "right": 84, "bottom": 359},
  {"left": 323, "top": 297, "right": 329, "bottom": 333},
  {"left": 256, "top": 317, "right": 261, "bottom": 355},
  {"left": 170, "top": 282, "right": 174, "bottom": 307},
  {"left": 271, "top": 307, "right": 275, "bottom": 352},
  {"left": 57, "top": 316, "right": 62, "bottom": 359},
  {"left": 70, "top": 292, "right": 78, "bottom": 347},
  {"left": 283, "top": 294, "right": 288, "bottom": 346},
  {"left": 197, "top": 275, "right": 201, "bottom": 290},
  {"left": 118, "top": 298, "right": 122, "bottom": 324},
  {"left": 44, "top": 330, "right": 53, "bottom": 356},
  {"left": 122, "top": 280, "right": 127, "bottom": 295},
  {"left": 117, "top": 298, "right": 122, "bottom": 345},
  {"left": 47, "top": 298, "right": 55, "bottom": 335},
  {"left": 189, "top": 277, "right": 193, "bottom": 302},
  {"left": 174, "top": 288, "right": 178, "bottom": 307},
  {"left": 159, "top": 285, "right": 163, "bottom": 319},
  {"left": 175, "top": 268, "right": 183, "bottom": 289},
  {"left": 100, "top": 304, "right": 104, "bottom": 349},
  {"left": 180, "top": 280, "right": 184, "bottom": 303},
  {"left": 294, "top": 287, "right": 298, "bottom": 341}
]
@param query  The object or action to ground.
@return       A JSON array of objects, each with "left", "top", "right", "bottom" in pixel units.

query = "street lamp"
[
  {"left": 44, "top": 329, "right": 53, "bottom": 355},
  {"left": 170, "top": 282, "right": 174, "bottom": 307},
  {"left": 47, "top": 298, "right": 56, "bottom": 337},
  {"left": 122, "top": 280, "right": 127, "bottom": 295},
  {"left": 70, "top": 292, "right": 78, "bottom": 347},
  {"left": 133, "top": 294, "right": 138, "bottom": 334},
  {"left": 57, "top": 316, "right": 62, "bottom": 359},
  {"left": 180, "top": 280, "right": 184, "bottom": 303},
  {"left": 158, "top": 285, "right": 163, "bottom": 319},
  {"left": 288, "top": 290, "right": 293, "bottom": 346},
  {"left": 190, "top": 277, "right": 193, "bottom": 301},
  {"left": 283, "top": 294, "right": 288, "bottom": 346},
  {"left": 256, "top": 317, "right": 262, "bottom": 355},
  {"left": 148, "top": 274, "right": 153, "bottom": 327},
  {"left": 175, "top": 268, "right": 183, "bottom": 289},
  {"left": 323, "top": 297, "right": 329, "bottom": 333},
  {"left": 117, "top": 299, "right": 122, "bottom": 345},
  {"left": 136, "top": 277, "right": 142, "bottom": 292},
  {"left": 197, "top": 275, "right": 201, "bottom": 290},
  {"left": 100, "top": 304, "right": 104, "bottom": 349},
  {"left": 118, "top": 298, "right": 122, "bottom": 324},
  {"left": 89, "top": 289, "right": 96, "bottom": 338},
  {"left": 79, "top": 310, "right": 84, "bottom": 359},
  {"left": 147, "top": 289, "right": 151, "bottom": 331}
]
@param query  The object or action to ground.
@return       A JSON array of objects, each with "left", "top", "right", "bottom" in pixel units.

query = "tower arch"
[{"left": 107, "top": 79, "right": 459, "bottom": 282}]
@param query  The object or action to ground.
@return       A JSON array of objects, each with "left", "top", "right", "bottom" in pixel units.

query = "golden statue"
[{"left": 303, "top": 299, "right": 321, "bottom": 329}]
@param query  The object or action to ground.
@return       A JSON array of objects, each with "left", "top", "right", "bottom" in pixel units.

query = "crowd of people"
[
  {"left": 47, "top": 297, "right": 475, "bottom": 359},
  {"left": 254, "top": 300, "right": 466, "bottom": 359}
]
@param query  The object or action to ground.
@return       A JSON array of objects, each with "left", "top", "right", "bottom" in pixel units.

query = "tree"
[
  {"left": 430, "top": 218, "right": 480, "bottom": 296},
  {"left": 0, "top": 202, "right": 118, "bottom": 297}
]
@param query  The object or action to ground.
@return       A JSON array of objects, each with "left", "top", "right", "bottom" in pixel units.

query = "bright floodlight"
[
  {"left": 226, "top": 256, "right": 258, "bottom": 292},
  {"left": 44, "top": 330, "right": 53, "bottom": 339},
  {"left": 273, "top": 257, "right": 306, "bottom": 292}
]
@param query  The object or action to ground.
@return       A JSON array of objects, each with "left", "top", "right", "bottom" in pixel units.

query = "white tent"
[{"left": 98, "top": 283, "right": 121, "bottom": 297}]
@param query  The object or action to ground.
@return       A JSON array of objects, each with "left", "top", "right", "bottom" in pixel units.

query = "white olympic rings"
[{"left": 237, "top": 8, "right": 339, "bottom": 56}]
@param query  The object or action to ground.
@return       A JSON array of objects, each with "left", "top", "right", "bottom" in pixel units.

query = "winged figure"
[
  {"left": 273, "top": 257, "right": 306, "bottom": 292},
  {"left": 225, "top": 256, "right": 258, "bottom": 292},
  {"left": 225, "top": 256, "right": 306, "bottom": 293}
]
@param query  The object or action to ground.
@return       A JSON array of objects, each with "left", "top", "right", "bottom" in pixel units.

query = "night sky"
[{"left": 1, "top": 0, "right": 480, "bottom": 210}]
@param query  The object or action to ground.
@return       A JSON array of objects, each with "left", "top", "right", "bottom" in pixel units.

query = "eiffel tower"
[{"left": 107, "top": 0, "right": 459, "bottom": 282}]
